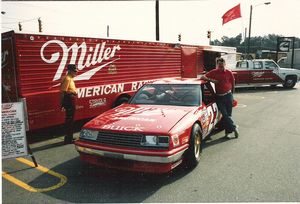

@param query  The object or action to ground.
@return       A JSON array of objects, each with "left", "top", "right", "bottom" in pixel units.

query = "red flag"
[{"left": 222, "top": 4, "right": 242, "bottom": 25}]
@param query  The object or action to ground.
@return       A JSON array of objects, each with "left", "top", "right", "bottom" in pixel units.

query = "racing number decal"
[{"left": 206, "top": 103, "right": 219, "bottom": 133}]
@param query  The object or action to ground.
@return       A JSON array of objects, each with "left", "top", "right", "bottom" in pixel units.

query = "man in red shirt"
[{"left": 200, "top": 57, "right": 239, "bottom": 139}]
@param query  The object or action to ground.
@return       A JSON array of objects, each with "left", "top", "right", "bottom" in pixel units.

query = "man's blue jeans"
[{"left": 216, "top": 92, "right": 236, "bottom": 134}]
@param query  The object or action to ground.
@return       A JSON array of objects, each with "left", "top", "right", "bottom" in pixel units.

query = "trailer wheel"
[
  {"left": 185, "top": 123, "right": 202, "bottom": 169},
  {"left": 283, "top": 77, "right": 296, "bottom": 89},
  {"left": 114, "top": 96, "right": 130, "bottom": 107}
]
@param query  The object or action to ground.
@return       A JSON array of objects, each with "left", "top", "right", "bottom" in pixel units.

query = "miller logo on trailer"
[
  {"left": 40, "top": 40, "right": 122, "bottom": 85},
  {"left": 1, "top": 30, "right": 236, "bottom": 132}
]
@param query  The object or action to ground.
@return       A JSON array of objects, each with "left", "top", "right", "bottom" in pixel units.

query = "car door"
[
  {"left": 200, "top": 83, "right": 220, "bottom": 136},
  {"left": 263, "top": 61, "right": 283, "bottom": 83},
  {"left": 249, "top": 61, "right": 265, "bottom": 84},
  {"left": 234, "top": 61, "right": 251, "bottom": 85}
]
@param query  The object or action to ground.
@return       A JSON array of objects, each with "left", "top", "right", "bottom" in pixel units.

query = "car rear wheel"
[
  {"left": 114, "top": 96, "right": 130, "bottom": 107},
  {"left": 283, "top": 77, "right": 296, "bottom": 89},
  {"left": 185, "top": 123, "right": 202, "bottom": 168}
]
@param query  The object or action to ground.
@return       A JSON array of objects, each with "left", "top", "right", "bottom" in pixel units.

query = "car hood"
[
  {"left": 84, "top": 104, "right": 196, "bottom": 134},
  {"left": 280, "top": 67, "right": 300, "bottom": 73}
]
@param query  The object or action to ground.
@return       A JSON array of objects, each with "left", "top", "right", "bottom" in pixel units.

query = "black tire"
[
  {"left": 283, "top": 77, "right": 296, "bottom": 89},
  {"left": 185, "top": 123, "right": 202, "bottom": 168},
  {"left": 114, "top": 96, "right": 129, "bottom": 107},
  {"left": 270, "top": 84, "right": 277, "bottom": 88}
]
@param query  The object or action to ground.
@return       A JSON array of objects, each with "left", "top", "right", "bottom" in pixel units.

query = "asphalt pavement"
[{"left": 2, "top": 84, "right": 300, "bottom": 203}]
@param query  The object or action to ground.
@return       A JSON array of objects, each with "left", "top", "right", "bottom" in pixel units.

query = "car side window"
[
  {"left": 253, "top": 62, "right": 263, "bottom": 69},
  {"left": 265, "top": 61, "right": 278, "bottom": 69},
  {"left": 201, "top": 83, "right": 216, "bottom": 105}
]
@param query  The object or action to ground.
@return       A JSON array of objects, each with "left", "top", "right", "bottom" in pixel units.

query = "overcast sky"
[{"left": 1, "top": 0, "right": 300, "bottom": 45}]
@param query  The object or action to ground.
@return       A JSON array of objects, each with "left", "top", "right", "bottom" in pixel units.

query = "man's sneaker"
[
  {"left": 225, "top": 133, "right": 235, "bottom": 139},
  {"left": 234, "top": 126, "right": 239, "bottom": 138}
]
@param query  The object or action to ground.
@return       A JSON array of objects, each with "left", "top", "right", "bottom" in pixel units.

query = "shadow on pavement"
[
  {"left": 21, "top": 118, "right": 235, "bottom": 203},
  {"left": 27, "top": 119, "right": 90, "bottom": 144},
  {"left": 24, "top": 128, "right": 235, "bottom": 203},
  {"left": 235, "top": 85, "right": 296, "bottom": 93},
  {"left": 27, "top": 156, "right": 194, "bottom": 203},
  {"left": 202, "top": 127, "right": 234, "bottom": 150}
]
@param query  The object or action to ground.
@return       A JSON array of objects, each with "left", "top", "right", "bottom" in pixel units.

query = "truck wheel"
[
  {"left": 283, "top": 77, "right": 296, "bottom": 89},
  {"left": 185, "top": 123, "right": 202, "bottom": 168},
  {"left": 114, "top": 96, "right": 130, "bottom": 107},
  {"left": 270, "top": 85, "right": 277, "bottom": 88}
]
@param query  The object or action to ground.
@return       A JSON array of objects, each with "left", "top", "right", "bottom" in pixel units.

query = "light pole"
[{"left": 247, "top": 2, "right": 271, "bottom": 59}]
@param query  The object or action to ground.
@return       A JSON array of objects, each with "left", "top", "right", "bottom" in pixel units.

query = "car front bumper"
[{"left": 75, "top": 140, "right": 188, "bottom": 173}]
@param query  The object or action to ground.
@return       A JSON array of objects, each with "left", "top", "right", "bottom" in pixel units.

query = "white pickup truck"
[{"left": 232, "top": 59, "right": 300, "bottom": 88}]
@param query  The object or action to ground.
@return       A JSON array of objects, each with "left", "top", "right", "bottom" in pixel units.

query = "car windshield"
[{"left": 130, "top": 84, "right": 201, "bottom": 106}]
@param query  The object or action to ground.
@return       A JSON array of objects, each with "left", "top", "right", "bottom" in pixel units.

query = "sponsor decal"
[
  {"left": 251, "top": 72, "right": 264, "bottom": 78},
  {"left": 113, "top": 117, "right": 156, "bottom": 122},
  {"left": 131, "top": 80, "right": 152, "bottom": 91},
  {"left": 206, "top": 103, "right": 219, "bottom": 133},
  {"left": 113, "top": 107, "right": 155, "bottom": 116},
  {"left": 182, "top": 136, "right": 189, "bottom": 144},
  {"left": 40, "top": 40, "right": 121, "bottom": 82},
  {"left": 78, "top": 83, "right": 124, "bottom": 98},
  {"left": 78, "top": 80, "right": 153, "bottom": 98},
  {"left": 77, "top": 80, "right": 153, "bottom": 98},
  {"left": 89, "top": 98, "right": 107, "bottom": 108},
  {"left": 101, "top": 124, "right": 144, "bottom": 132},
  {"left": 156, "top": 125, "right": 163, "bottom": 129},
  {"left": 113, "top": 106, "right": 173, "bottom": 117},
  {"left": 108, "top": 64, "right": 117, "bottom": 74}
]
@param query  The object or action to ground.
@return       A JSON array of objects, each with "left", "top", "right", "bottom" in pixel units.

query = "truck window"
[
  {"left": 265, "top": 61, "right": 278, "bottom": 69},
  {"left": 253, "top": 61, "right": 263, "bottom": 69},
  {"left": 236, "top": 61, "right": 248, "bottom": 69}
]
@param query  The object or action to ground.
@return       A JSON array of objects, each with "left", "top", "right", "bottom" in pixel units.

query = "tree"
[{"left": 214, "top": 34, "right": 300, "bottom": 55}]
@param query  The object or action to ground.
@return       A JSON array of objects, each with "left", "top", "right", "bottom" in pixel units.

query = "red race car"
[{"left": 75, "top": 78, "right": 227, "bottom": 173}]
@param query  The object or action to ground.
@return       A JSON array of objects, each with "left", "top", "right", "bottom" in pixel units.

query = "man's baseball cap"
[{"left": 67, "top": 64, "right": 78, "bottom": 72}]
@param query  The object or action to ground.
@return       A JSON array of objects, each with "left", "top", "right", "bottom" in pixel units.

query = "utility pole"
[
  {"left": 38, "top": 18, "right": 42, "bottom": 33},
  {"left": 107, "top": 25, "right": 109, "bottom": 38},
  {"left": 244, "top": 27, "right": 247, "bottom": 58},
  {"left": 18, "top": 22, "right": 22, "bottom": 31},
  {"left": 155, "top": 0, "right": 159, "bottom": 41},
  {"left": 247, "top": 5, "right": 253, "bottom": 59},
  {"left": 247, "top": 2, "right": 271, "bottom": 59}
]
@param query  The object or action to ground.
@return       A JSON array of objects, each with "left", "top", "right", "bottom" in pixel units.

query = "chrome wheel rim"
[
  {"left": 286, "top": 79, "right": 294, "bottom": 87},
  {"left": 194, "top": 132, "right": 201, "bottom": 160}
]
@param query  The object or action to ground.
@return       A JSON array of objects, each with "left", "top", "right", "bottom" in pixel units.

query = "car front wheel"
[{"left": 185, "top": 123, "right": 202, "bottom": 168}]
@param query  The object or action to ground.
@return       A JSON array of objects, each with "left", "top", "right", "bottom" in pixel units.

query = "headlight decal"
[
  {"left": 80, "top": 129, "right": 98, "bottom": 141},
  {"left": 141, "top": 135, "right": 169, "bottom": 147}
]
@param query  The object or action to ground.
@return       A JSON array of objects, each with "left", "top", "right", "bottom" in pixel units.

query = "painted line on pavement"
[
  {"left": 2, "top": 157, "right": 67, "bottom": 192},
  {"left": 237, "top": 104, "right": 247, "bottom": 108}
]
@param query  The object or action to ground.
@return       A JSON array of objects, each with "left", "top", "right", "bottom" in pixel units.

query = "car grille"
[{"left": 95, "top": 131, "right": 169, "bottom": 150}]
